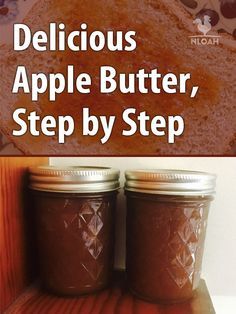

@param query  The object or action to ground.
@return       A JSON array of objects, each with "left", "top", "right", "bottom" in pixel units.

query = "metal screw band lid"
[
  {"left": 125, "top": 169, "right": 216, "bottom": 196},
  {"left": 29, "top": 166, "right": 120, "bottom": 193}
]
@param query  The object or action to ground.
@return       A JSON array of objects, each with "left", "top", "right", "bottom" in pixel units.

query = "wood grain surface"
[
  {"left": 0, "top": 157, "right": 48, "bottom": 313},
  {"left": 5, "top": 273, "right": 215, "bottom": 314}
]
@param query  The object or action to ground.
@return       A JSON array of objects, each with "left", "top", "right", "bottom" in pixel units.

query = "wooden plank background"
[
  {"left": 0, "top": 157, "right": 48, "bottom": 313},
  {"left": 5, "top": 275, "right": 215, "bottom": 314}
]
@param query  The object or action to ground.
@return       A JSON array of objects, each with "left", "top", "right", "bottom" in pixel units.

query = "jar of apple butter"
[
  {"left": 125, "top": 169, "right": 216, "bottom": 304},
  {"left": 29, "top": 166, "right": 120, "bottom": 296}
]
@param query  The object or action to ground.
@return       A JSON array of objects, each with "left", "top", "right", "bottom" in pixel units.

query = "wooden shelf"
[
  {"left": 0, "top": 157, "right": 48, "bottom": 313},
  {"left": 5, "top": 273, "right": 215, "bottom": 314}
]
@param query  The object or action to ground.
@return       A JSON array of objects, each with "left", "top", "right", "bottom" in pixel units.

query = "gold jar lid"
[
  {"left": 29, "top": 166, "right": 120, "bottom": 193},
  {"left": 125, "top": 169, "right": 216, "bottom": 196}
]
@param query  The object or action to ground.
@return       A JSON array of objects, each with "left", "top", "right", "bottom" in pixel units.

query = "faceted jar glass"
[
  {"left": 126, "top": 191, "right": 213, "bottom": 304},
  {"left": 32, "top": 190, "right": 117, "bottom": 296}
]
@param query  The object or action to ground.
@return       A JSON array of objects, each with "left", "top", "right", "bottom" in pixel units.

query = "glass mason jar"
[
  {"left": 125, "top": 169, "right": 216, "bottom": 304},
  {"left": 29, "top": 166, "right": 120, "bottom": 296}
]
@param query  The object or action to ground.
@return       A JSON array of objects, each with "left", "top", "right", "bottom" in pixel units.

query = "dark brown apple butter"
[
  {"left": 125, "top": 169, "right": 216, "bottom": 304},
  {"left": 29, "top": 166, "right": 120, "bottom": 296}
]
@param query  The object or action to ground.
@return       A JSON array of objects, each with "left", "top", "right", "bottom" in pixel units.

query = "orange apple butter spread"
[
  {"left": 125, "top": 169, "right": 216, "bottom": 303},
  {"left": 29, "top": 166, "right": 119, "bottom": 296}
]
